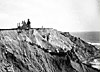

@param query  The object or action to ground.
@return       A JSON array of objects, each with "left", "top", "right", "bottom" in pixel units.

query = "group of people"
[{"left": 17, "top": 19, "right": 31, "bottom": 29}]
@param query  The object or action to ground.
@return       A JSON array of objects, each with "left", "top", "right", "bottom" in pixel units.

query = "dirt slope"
[{"left": 0, "top": 28, "right": 99, "bottom": 72}]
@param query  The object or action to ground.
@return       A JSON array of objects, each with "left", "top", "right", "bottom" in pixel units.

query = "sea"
[
  {"left": 70, "top": 31, "right": 100, "bottom": 70},
  {"left": 70, "top": 31, "right": 100, "bottom": 49}
]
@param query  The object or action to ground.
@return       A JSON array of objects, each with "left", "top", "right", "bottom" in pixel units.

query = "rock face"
[{"left": 0, "top": 28, "right": 100, "bottom": 72}]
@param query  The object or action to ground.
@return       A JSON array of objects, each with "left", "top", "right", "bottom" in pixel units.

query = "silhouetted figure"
[
  {"left": 27, "top": 19, "right": 31, "bottom": 29},
  {"left": 17, "top": 23, "right": 22, "bottom": 35},
  {"left": 22, "top": 21, "right": 24, "bottom": 25},
  {"left": 17, "top": 23, "right": 20, "bottom": 29},
  {"left": 22, "top": 20, "right": 27, "bottom": 29},
  {"left": 23, "top": 21, "right": 27, "bottom": 25}
]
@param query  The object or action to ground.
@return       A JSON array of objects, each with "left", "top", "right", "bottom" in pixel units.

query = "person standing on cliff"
[{"left": 27, "top": 19, "right": 31, "bottom": 29}]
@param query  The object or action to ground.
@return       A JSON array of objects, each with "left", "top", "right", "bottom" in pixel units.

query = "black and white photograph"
[{"left": 0, "top": 0, "right": 100, "bottom": 72}]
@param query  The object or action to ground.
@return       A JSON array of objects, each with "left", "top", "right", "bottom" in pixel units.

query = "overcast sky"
[{"left": 0, "top": 0, "right": 100, "bottom": 32}]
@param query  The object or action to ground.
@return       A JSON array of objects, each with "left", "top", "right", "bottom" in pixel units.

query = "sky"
[{"left": 0, "top": 0, "right": 100, "bottom": 32}]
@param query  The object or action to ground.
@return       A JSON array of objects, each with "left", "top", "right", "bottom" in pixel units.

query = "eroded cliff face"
[{"left": 0, "top": 28, "right": 99, "bottom": 72}]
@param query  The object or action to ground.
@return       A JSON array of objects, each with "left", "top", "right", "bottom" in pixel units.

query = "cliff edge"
[{"left": 0, "top": 28, "right": 99, "bottom": 72}]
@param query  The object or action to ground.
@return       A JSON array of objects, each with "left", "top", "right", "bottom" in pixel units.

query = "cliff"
[{"left": 0, "top": 28, "right": 99, "bottom": 72}]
